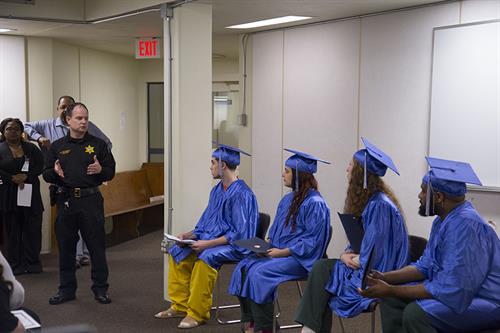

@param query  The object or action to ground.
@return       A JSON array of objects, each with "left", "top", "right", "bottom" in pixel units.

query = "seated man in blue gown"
[
  {"left": 155, "top": 144, "right": 259, "bottom": 329},
  {"left": 360, "top": 157, "right": 500, "bottom": 333}
]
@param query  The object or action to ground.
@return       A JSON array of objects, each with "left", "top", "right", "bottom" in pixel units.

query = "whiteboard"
[{"left": 429, "top": 20, "right": 500, "bottom": 189}]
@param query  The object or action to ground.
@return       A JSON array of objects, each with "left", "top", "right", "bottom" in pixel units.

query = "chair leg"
[
  {"left": 273, "top": 292, "right": 281, "bottom": 333},
  {"left": 212, "top": 270, "right": 241, "bottom": 324},
  {"left": 275, "top": 285, "right": 303, "bottom": 330}
]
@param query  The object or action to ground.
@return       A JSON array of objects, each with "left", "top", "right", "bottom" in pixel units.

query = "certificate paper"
[
  {"left": 11, "top": 309, "right": 41, "bottom": 329},
  {"left": 17, "top": 184, "right": 32, "bottom": 207},
  {"left": 164, "top": 233, "right": 195, "bottom": 245}
]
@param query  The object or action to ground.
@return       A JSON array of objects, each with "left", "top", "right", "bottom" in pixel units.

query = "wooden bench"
[{"left": 100, "top": 163, "right": 164, "bottom": 246}]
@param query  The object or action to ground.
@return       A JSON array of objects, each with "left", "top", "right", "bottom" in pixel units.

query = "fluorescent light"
[
  {"left": 226, "top": 16, "right": 312, "bottom": 29},
  {"left": 0, "top": 28, "right": 13, "bottom": 33}
]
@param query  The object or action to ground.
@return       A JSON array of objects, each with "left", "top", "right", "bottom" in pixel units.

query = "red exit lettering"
[{"left": 139, "top": 40, "right": 158, "bottom": 57}]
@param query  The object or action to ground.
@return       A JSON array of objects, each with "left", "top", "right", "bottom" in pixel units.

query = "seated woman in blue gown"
[
  {"left": 360, "top": 157, "right": 500, "bottom": 333},
  {"left": 228, "top": 149, "right": 332, "bottom": 333},
  {"left": 295, "top": 138, "right": 409, "bottom": 333}
]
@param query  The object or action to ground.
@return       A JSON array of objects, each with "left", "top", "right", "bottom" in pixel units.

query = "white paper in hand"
[
  {"left": 164, "top": 233, "right": 195, "bottom": 245},
  {"left": 17, "top": 184, "right": 32, "bottom": 207},
  {"left": 11, "top": 309, "right": 41, "bottom": 329}
]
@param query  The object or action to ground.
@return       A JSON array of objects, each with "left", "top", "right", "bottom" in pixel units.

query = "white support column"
[{"left": 163, "top": 2, "right": 212, "bottom": 300}]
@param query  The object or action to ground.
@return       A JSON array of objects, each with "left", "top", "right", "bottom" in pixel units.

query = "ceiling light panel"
[{"left": 226, "top": 15, "right": 312, "bottom": 29}]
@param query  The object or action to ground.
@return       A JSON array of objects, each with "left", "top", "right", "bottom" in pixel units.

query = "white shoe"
[
  {"left": 177, "top": 315, "right": 203, "bottom": 329},
  {"left": 154, "top": 307, "right": 186, "bottom": 319}
]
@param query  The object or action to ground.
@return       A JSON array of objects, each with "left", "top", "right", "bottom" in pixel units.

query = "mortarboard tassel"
[
  {"left": 425, "top": 177, "right": 432, "bottom": 216},
  {"left": 363, "top": 151, "right": 367, "bottom": 189},
  {"left": 295, "top": 160, "right": 299, "bottom": 192},
  {"left": 218, "top": 148, "right": 223, "bottom": 178}
]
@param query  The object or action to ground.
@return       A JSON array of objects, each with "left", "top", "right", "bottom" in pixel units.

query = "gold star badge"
[{"left": 84, "top": 145, "right": 95, "bottom": 154}]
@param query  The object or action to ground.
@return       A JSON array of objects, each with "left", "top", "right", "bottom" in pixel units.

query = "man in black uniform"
[{"left": 43, "top": 102, "right": 115, "bottom": 305}]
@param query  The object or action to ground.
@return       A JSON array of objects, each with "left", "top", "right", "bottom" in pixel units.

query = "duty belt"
[{"left": 58, "top": 186, "right": 100, "bottom": 198}]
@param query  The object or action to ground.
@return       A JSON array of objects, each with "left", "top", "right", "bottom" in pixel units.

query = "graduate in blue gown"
[
  {"left": 360, "top": 157, "right": 500, "bottom": 333},
  {"left": 229, "top": 149, "right": 331, "bottom": 333},
  {"left": 155, "top": 144, "right": 259, "bottom": 329},
  {"left": 295, "top": 138, "right": 409, "bottom": 333}
]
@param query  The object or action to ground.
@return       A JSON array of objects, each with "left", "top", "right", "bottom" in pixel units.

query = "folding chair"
[
  {"left": 273, "top": 225, "right": 333, "bottom": 332},
  {"left": 213, "top": 212, "right": 271, "bottom": 324}
]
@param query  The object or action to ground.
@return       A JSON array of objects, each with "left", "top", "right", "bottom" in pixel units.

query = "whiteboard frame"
[{"left": 428, "top": 19, "right": 500, "bottom": 193}]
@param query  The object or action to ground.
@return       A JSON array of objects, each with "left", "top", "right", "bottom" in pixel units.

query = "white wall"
[
  {"left": 213, "top": 58, "right": 239, "bottom": 82},
  {"left": 358, "top": 3, "right": 458, "bottom": 237},
  {"left": 0, "top": 35, "right": 26, "bottom": 121},
  {"left": 80, "top": 47, "right": 140, "bottom": 171},
  {"left": 52, "top": 41, "right": 80, "bottom": 106},
  {"left": 251, "top": 0, "right": 500, "bottom": 258}
]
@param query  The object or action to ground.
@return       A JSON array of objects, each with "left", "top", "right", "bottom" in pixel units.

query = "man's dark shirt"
[{"left": 43, "top": 132, "right": 115, "bottom": 188}]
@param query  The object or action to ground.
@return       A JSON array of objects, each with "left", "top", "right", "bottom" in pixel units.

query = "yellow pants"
[{"left": 168, "top": 252, "right": 218, "bottom": 322}]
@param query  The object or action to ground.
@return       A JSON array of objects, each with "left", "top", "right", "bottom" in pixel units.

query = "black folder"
[
  {"left": 234, "top": 237, "right": 271, "bottom": 254},
  {"left": 337, "top": 212, "right": 364, "bottom": 254},
  {"left": 361, "top": 245, "right": 376, "bottom": 290}
]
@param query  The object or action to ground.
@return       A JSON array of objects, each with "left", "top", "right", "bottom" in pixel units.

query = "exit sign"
[{"left": 135, "top": 38, "right": 161, "bottom": 59}]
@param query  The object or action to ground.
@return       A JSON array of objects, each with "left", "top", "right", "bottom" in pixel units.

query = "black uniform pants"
[
  {"left": 55, "top": 192, "right": 109, "bottom": 296},
  {"left": 3, "top": 208, "right": 42, "bottom": 272}
]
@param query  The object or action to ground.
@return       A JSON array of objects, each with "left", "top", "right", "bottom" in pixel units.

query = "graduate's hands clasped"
[
  {"left": 340, "top": 250, "right": 361, "bottom": 269},
  {"left": 191, "top": 240, "right": 212, "bottom": 253},
  {"left": 266, "top": 247, "right": 290, "bottom": 258}
]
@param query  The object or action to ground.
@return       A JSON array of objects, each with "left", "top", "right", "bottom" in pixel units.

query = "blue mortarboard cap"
[
  {"left": 353, "top": 137, "right": 400, "bottom": 177},
  {"left": 284, "top": 148, "right": 330, "bottom": 174},
  {"left": 212, "top": 143, "right": 251, "bottom": 166},
  {"left": 422, "top": 157, "right": 482, "bottom": 196}
]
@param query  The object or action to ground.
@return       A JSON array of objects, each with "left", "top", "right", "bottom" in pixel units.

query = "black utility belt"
[{"left": 58, "top": 186, "right": 100, "bottom": 198}]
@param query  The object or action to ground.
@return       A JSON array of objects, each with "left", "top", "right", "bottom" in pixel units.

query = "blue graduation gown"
[
  {"left": 326, "top": 192, "right": 409, "bottom": 317},
  {"left": 412, "top": 201, "right": 500, "bottom": 332},
  {"left": 169, "top": 179, "right": 259, "bottom": 269},
  {"left": 228, "top": 190, "right": 331, "bottom": 304}
]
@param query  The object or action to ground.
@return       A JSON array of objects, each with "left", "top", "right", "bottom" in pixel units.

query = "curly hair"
[
  {"left": 344, "top": 158, "right": 404, "bottom": 218},
  {"left": 285, "top": 170, "right": 319, "bottom": 231},
  {"left": 0, "top": 118, "right": 24, "bottom": 142}
]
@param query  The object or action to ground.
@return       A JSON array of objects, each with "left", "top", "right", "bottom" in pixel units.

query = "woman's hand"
[
  {"left": 340, "top": 252, "right": 361, "bottom": 270},
  {"left": 11, "top": 173, "right": 27, "bottom": 185},
  {"left": 266, "top": 248, "right": 290, "bottom": 258}
]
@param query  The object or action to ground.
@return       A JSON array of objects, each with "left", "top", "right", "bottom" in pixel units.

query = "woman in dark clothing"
[{"left": 0, "top": 118, "right": 44, "bottom": 275}]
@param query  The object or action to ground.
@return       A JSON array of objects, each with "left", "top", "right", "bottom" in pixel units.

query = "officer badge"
[{"left": 84, "top": 145, "right": 95, "bottom": 154}]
